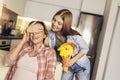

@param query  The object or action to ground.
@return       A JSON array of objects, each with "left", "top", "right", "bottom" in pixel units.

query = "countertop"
[
  {"left": 0, "top": 50, "right": 8, "bottom": 66},
  {"left": 0, "top": 35, "right": 22, "bottom": 39}
]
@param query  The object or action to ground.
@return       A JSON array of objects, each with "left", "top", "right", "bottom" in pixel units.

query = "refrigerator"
[{"left": 77, "top": 12, "right": 103, "bottom": 78}]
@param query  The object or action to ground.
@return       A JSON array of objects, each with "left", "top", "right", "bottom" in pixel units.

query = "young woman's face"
[
  {"left": 51, "top": 15, "right": 63, "bottom": 32},
  {"left": 27, "top": 24, "right": 46, "bottom": 44}
]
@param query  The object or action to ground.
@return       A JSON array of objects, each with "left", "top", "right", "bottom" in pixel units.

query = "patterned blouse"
[{"left": 4, "top": 44, "right": 57, "bottom": 80}]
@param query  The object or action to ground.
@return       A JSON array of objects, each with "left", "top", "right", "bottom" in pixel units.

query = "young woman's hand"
[{"left": 64, "top": 58, "right": 76, "bottom": 67}]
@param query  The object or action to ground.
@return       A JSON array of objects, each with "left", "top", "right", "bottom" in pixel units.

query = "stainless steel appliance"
[
  {"left": 0, "top": 39, "right": 11, "bottom": 51},
  {"left": 77, "top": 12, "right": 103, "bottom": 79}
]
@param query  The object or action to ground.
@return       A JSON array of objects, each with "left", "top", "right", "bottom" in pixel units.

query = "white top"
[{"left": 12, "top": 54, "right": 38, "bottom": 80}]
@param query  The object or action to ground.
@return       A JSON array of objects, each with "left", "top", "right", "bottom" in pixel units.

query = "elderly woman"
[{"left": 3, "top": 21, "right": 56, "bottom": 80}]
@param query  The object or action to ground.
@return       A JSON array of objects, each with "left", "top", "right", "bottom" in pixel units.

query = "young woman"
[
  {"left": 3, "top": 21, "right": 56, "bottom": 80},
  {"left": 49, "top": 9, "right": 90, "bottom": 80}
]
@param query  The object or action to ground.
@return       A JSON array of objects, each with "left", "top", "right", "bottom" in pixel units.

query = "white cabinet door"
[
  {"left": 81, "top": 0, "right": 106, "bottom": 15},
  {"left": 30, "top": 0, "right": 82, "bottom": 10},
  {"left": 24, "top": 1, "right": 80, "bottom": 27},
  {"left": 10, "top": 39, "right": 21, "bottom": 50},
  {"left": 3, "top": 0, "right": 26, "bottom": 15}
]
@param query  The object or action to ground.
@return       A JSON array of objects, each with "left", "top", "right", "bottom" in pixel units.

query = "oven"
[{"left": 0, "top": 39, "right": 11, "bottom": 51}]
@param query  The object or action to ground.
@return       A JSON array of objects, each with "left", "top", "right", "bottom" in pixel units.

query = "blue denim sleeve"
[{"left": 75, "top": 35, "right": 89, "bottom": 54}]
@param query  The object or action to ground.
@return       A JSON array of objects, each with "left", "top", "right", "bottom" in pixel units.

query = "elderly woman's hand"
[{"left": 22, "top": 30, "right": 30, "bottom": 43}]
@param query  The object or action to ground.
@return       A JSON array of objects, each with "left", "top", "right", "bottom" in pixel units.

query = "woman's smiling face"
[
  {"left": 27, "top": 23, "right": 46, "bottom": 44},
  {"left": 51, "top": 15, "right": 63, "bottom": 32}
]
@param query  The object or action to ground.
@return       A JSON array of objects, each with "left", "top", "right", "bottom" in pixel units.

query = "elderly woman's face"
[{"left": 27, "top": 23, "right": 46, "bottom": 44}]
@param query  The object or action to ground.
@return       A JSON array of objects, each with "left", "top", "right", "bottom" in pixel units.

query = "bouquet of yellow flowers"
[{"left": 57, "top": 42, "right": 75, "bottom": 73}]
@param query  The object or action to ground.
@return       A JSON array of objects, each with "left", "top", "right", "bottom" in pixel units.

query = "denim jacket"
[{"left": 49, "top": 30, "right": 90, "bottom": 73}]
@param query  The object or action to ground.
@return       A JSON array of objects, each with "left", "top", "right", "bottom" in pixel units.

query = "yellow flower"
[{"left": 58, "top": 42, "right": 75, "bottom": 73}]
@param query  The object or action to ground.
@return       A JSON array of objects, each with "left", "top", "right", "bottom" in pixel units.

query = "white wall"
[
  {"left": 103, "top": 7, "right": 120, "bottom": 80},
  {"left": 92, "top": 0, "right": 120, "bottom": 80},
  {"left": 3, "top": 0, "right": 26, "bottom": 15}
]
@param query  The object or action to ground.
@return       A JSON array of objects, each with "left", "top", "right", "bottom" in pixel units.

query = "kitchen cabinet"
[
  {"left": 81, "top": 0, "right": 106, "bottom": 15},
  {"left": 24, "top": 0, "right": 80, "bottom": 27},
  {"left": 10, "top": 39, "right": 21, "bottom": 50},
  {"left": 24, "top": 0, "right": 106, "bottom": 27},
  {"left": 0, "top": 6, "right": 18, "bottom": 30},
  {"left": 3, "top": 0, "right": 26, "bottom": 15},
  {"left": 30, "top": 0, "right": 82, "bottom": 10},
  {"left": 0, "top": 35, "right": 22, "bottom": 51},
  {"left": 0, "top": 39, "right": 11, "bottom": 51}
]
